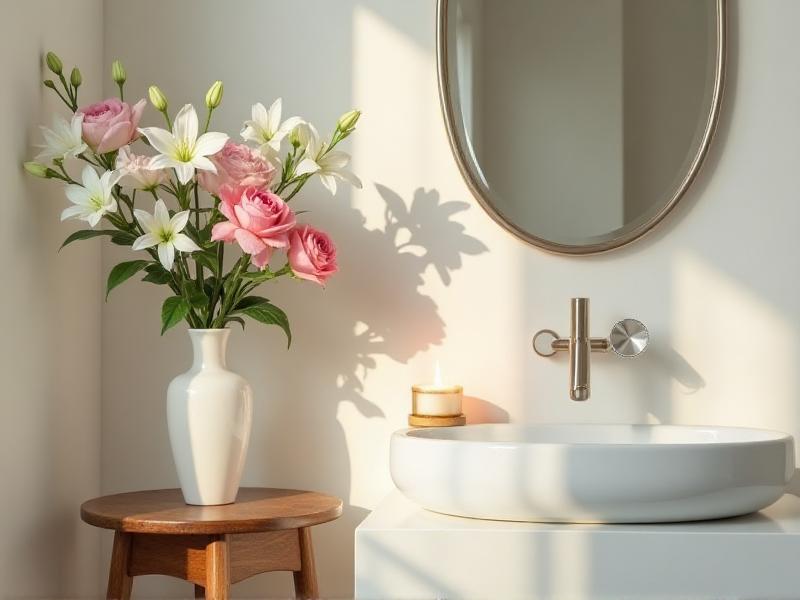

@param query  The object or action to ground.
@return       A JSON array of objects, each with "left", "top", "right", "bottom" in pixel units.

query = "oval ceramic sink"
[{"left": 390, "top": 424, "right": 794, "bottom": 523}]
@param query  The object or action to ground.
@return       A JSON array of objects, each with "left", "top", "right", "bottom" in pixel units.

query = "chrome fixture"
[
  {"left": 437, "top": 0, "right": 727, "bottom": 255},
  {"left": 532, "top": 298, "right": 649, "bottom": 401},
  {"left": 609, "top": 319, "right": 650, "bottom": 358}
]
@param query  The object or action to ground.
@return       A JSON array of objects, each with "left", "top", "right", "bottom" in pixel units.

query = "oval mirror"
[{"left": 437, "top": 0, "right": 726, "bottom": 254}]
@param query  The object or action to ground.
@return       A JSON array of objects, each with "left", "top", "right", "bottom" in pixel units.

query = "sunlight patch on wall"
[
  {"left": 351, "top": 4, "right": 439, "bottom": 230},
  {"left": 672, "top": 251, "right": 798, "bottom": 437},
  {"left": 340, "top": 3, "right": 521, "bottom": 512}
]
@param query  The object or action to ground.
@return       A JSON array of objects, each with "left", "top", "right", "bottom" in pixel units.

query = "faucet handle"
[
  {"left": 609, "top": 319, "right": 649, "bottom": 357},
  {"left": 532, "top": 329, "right": 560, "bottom": 357}
]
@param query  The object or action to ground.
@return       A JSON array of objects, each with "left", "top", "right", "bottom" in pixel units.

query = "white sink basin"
[{"left": 390, "top": 424, "right": 794, "bottom": 523}]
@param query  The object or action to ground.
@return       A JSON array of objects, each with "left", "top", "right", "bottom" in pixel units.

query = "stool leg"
[
  {"left": 293, "top": 527, "right": 319, "bottom": 600},
  {"left": 205, "top": 535, "right": 230, "bottom": 600},
  {"left": 107, "top": 531, "right": 133, "bottom": 600},
  {"left": 194, "top": 584, "right": 205, "bottom": 598}
]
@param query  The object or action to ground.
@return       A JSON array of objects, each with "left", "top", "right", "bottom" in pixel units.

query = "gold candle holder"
[
  {"left": 411, "top": 384, "right": 463, "bottom": 416},
  {"left": 409, "top": 382, "right": 465, "bottom": 427}
]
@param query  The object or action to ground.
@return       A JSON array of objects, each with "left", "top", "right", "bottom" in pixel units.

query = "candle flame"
[{"left": 434, "top": 361, "right": 442, "bottom": 386}]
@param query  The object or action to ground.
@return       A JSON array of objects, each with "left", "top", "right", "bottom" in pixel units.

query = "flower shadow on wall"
[
  {"left": 337, "top": 184, "right": 490, "bottom": 415},
  {"left": 288, "top": 184, "right": 489, "bottom": 417},
  {"left": 379, "top": 184, "right": 489, "bottom": 286},
  {"left": 244, "top": 183, "right": 487, "bottom": 595},
  {"left": 275, "top": 182, "right": 489, "bottom": 423}
]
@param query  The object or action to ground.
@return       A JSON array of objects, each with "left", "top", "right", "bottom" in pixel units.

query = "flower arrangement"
[{"left": 25, "top": 52, "right": 361, "bottom": 342}]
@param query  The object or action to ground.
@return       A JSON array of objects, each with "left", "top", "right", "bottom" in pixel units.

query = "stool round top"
[{"left": 80, "top": 488, "right": 343, "bottom": 534}]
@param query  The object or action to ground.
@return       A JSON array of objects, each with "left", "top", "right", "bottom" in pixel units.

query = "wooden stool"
[{"left": 81, "top": 488, "right": 342, "bottom": 600}]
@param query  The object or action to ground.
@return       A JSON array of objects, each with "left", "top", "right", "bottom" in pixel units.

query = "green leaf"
[
  {"left": 193, "top": 250, "right": 219, "bottom": 275},
  {"left": 106, "top": 260, "right": 149, "bottom": 300},
  {"left": 241, "top": 301, "right": 291, "bottom": 347},
  {"left": 142, "top": 263, "right": 172, "bottom": 285},
  {"left": 142, "top": 271, "right": 171, "bottom": 285},
  {"left": 161, "top": 296, "right": 190, "bottom": 335},
  {"left": 60, "top": 229, "right": 117, "bottom": 250},
  {"left": 240, "top": 270, "right": 277, "bottom": 283},
  {"left": 233, "top": 296, "right": 270, "bottom": 311},
  {"left": 184, "top": 220, "right": 200, "bottom": 239},
  {"left": 60, "top": 229, "right": 138, "bottom": 250},
  {"left": 110, "top": 231, "right": 137, "bottom": 246},
  {"left": 224, "top": 316, "right": 246, "bottom": 330},
  {"left": 201, "top": 210, "right": 225, "bottom": 239},
  {"left": 203, "top": 278, "right": 216, "bottom": 297},
  {"left": 189, "top": 290, "right": 208, "bottom": 310}
]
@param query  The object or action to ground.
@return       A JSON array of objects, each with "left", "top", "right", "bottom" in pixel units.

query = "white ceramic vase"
[{"left": 167, "top": 329, "right": 253, "bottom": 505}]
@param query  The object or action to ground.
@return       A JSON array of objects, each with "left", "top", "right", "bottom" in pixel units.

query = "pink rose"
[
  {"left": 288, "top": 225, "right": 338, "bottom": 285},
  {"left": 115, "top": 147, "right": 167, "bottom": 190},
  {"left": 197, "top": 141, "right": 276, "bottom": 196},
  {"left": 211, "top": 187, "right": 296, "bottom": 268},
  {"left": 77, "top": 98, "right": 146, "bottom": 154}
]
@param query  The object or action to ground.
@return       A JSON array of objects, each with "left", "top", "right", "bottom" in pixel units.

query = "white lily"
[
  {"left": 241, "top": 99, "right": 302, "bottom": 158},
  {"left": 36, "top": 113, "right": 88, "bottom": 162},
  {"left": 294, "top": 123, "right": 362, "bottom": 195},
  {"left": 139, "top": 104, "right": 228, "bottom": 185},
  {"left": 61, "top": 165, "right": 122, "bottom": 227},
  {"left": 132, "top": 199, "right": 200, "bottom": 270}
]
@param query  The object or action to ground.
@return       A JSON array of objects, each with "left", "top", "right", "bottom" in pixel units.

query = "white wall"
[
  {"left": 99, "top": 1, "right": 800, "bottom": 598},
  {"left": 0, "top": 1, "right": 104, "bottom": 597}
]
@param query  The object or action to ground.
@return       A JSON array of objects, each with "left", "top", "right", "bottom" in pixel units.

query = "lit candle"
[{"left": 412, "top": 363, "right": 463, "bottom": 417}]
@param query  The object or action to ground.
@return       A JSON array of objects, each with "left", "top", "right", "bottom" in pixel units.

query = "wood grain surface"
[{"left": 81, "top": 488, "right": 342, "bottom": 534}]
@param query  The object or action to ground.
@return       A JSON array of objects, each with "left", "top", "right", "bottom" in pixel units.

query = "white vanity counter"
[{"left": 355, "top": 490, "right": 800, "bottom": 599}]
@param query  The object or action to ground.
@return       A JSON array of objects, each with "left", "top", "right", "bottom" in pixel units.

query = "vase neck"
[{"left": 188, "top": 329, "right": 230, "bottom": 370}]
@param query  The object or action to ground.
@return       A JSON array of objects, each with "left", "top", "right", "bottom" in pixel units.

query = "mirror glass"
[{"left": 441, "top": 0, "right": 724, "bottom": 253}]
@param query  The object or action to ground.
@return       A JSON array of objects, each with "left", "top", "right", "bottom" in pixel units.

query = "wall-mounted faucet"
[{"left": 532, "top": 298, "right": 649, "bottom": 401}]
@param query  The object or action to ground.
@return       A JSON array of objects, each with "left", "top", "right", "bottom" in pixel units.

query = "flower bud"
[
  {"left": 205, "top": 80, "right": 223, "bottom": 109},
  {"left": 43, "top": 79, "right": 57, "bottom": 90},
  {"left": 337, "top": 109, "right": 361, "bottom": 132},
  {"left": 24, "top": 162, "right": 53, "bottom": 178},
  {"left": 70, "top": 67, "right": 82, "bottom": 88},
  {"left": 288, "top": 124, "right": 303, "bottom": 148},
  {"left": 111, "top": 59, "right": 126, "bottom": 85},
  {"left": 45, "top": 51, "right": 63, "bottom": 75},
  {"left": 148, "top": 85, "right": 168, "bottom": 111}
]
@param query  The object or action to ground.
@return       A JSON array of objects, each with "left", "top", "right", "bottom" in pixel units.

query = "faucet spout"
[{"left": 569, "top": 298, "right": 590, "bottom": 401}]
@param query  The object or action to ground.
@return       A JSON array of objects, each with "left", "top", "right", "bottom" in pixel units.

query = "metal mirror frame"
[{"left": 436, "top": 0, "right": 727, "bottom": 255}]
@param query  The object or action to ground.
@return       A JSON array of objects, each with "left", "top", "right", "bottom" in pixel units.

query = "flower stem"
[
  {"left": 212, "top": 255, "right": 248, "bottom": 328},
  {"left": 192, "top": 182, "right": 203, "bottom": 289},
  {"left": 48, "top": 85, "right": 74, "bottom": 111},
  {"left": 175, "top": 254, "right": 202, "bottom": 326},
  {"left": 160, "top": 109, "right": 172, "bottom": 132},
  {"left": 238, "top": 263, "right": 292, "bottom": 299},
  {"left": 52, "top": 160, "right": 77, "bottom": 184},
  {"left": 207, "top": 242, "right": 225, "bottom": 327},
  {"left": 78, "top": 153, "right": 103, "bottom": 168},
  {"left": 56, "top": 72, "right": 77, "bottom": 111},
  {"left": 203, "top": 107, "right": 213, "bottom": 133},
  {"left": 283, "top": 175, "right": 312, "bottom": 202}
]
